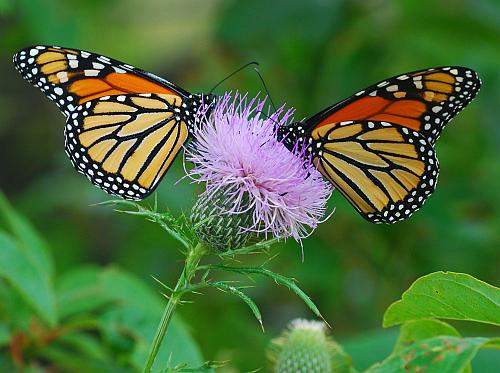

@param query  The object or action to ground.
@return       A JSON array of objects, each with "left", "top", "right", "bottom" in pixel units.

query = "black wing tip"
[
  {"left": 410, "top": 66, "right": 482, "bottom": 88},
  {"left": 13, "top": 45, "right": 53, "bottom": 57},
  {"left": 439, "top": 65, "right": 482, "bottom": 86}
]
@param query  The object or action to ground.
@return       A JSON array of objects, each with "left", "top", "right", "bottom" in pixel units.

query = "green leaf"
[
  {"left": 394, "top": 319, "right": 461, "bottom": 353},
  {"left": 393, "top": 319, "right": 472, "bottom": 373},
  {"left": 97, "top": 267, "right": 205, "bottom": 371},
  {"left": 0, "top": 0, "right": 12, "bottom": 15},
  {"left": 56, "top": 266, "right": 114, "bottom": 319},
  {"left": 0, "top": 324, "right": 9, "bottom": 347},
  {"left": 0, "top": 192, "right": 54, "bottom": 281},
  {"left": 0, "top": 232, "right": 57, "bottom": 326},
  {"left": 383, "top": 271, "right": 500, "bottom": 327},
  {"left": 212, "top": 265, "right": 326, "bottom": 324},
  {"left": 57, "top": 265, "right": 208, "bottom": 369},
  {"left": 0, "top": 352, "right": 16, "bottom": 371},
  {"left": 57, "top": 333, "right": 108, "bottom": 361},
  {"left": 0, "top": 279, "right": 37, "bottom": 330},
  {"left": 208, "top": 281, "right": 263, "bottom": 330},
  {"left": 483, "top": 339, "right": 500, "bottom": 350},
  {"left": 37, "top": 344, "right": 125, "bottom": 373},
  {"left": 365, "top": 336, "right": 492, "bottom": 373},
  {"left": 157, "top": 360, "right": 225, "bottom": 372}
]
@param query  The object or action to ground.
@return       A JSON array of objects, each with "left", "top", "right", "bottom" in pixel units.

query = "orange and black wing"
[
  {"left": 13, "top": 45, "right": 209, "bottom": 199},
  {"left": 283, "top": 66, "right": 481, "bottom": 223},
  {"left": 311, "top": 120, "right": 439, "bottom": 223},
  {"left": 13, "top": 45, "right": 190, "bottom": 116},
  {"left": 65, "top": 93, "right": 191, "bottom": 199},
  {"left": 305, "top": 66, "right": 481, "bottom": 145}
]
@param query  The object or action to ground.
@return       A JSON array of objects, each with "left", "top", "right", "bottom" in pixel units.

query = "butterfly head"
[
  {"left": 201, "top": 93, "right": 217, "bottom": 107},
  {"left": 277, "top": 121, "right": 310, "bottom": 153}
]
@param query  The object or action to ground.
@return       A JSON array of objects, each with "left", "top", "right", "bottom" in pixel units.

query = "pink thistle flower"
[{"left": 187, "top": 93, "right": 332, "bottom": 245}]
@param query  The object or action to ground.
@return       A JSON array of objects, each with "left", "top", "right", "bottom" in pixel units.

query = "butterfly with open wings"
[
  {"left": 13, "top": 45, "right": 215, "bottom": 200},
  {"left": 278, "top": 66, "right": 481, "bottom": 224}
]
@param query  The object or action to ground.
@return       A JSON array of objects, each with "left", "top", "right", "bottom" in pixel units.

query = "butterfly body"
[
  {"left": 14, "top": 45, "right": 215, "bottom": 199},
  {"left": 279, "top": 66, "right": 481, "bottom": 223}
]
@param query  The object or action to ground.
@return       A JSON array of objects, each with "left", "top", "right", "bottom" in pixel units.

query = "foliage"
[
  {"left": 0, "top": 193, "right": 205, "bottom": 372},
  {"left": 268, "top": 272, "right": 499, "bottom": 372},
  {"left": 105, "top": 200, "right": 328, "bottom": 371},
  {"left": 0, "top": 195, "right": 330, "bottom": 371},
  {"left": 364, "top": 271, "right": 500, "bottom": 372},
  {"left": 384, "top": 272, "right": 500, "bottom": 327},
  {"left": 365, "top": 336, "right": 494, "bottom": 373},
  {"left": 3, "top": 194, "right": 498, "bottom": 371}
]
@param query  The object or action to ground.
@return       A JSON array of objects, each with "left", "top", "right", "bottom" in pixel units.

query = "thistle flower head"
[{"left": 188, "top": 93, "right": 331, "bottom": 250}]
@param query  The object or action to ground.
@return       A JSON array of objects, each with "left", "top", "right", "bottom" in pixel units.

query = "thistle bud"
[
  {"left": 191, "top": 186, "right": 253, "bottom": 251},
  {"left": 268, "top": 319, "right": 349, "bottom": 373}
]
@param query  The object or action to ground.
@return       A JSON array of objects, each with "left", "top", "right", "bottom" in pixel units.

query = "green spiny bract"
[{"left": 190, "top": 187, "right": 253, "bottom": 252}]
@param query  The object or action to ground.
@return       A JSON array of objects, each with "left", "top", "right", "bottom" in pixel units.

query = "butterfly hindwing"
[
  {"left": 311, "top": 120, "right": 439, "bottom": 223},
  {"left": 305, "top": 66, "right": 481, "bottom": 145},
  {"left": 13, "top": 45, "right": 189, "bottom": 117},
  {"left": 65, "top": 93, "right": 193, "bottom": 199}
]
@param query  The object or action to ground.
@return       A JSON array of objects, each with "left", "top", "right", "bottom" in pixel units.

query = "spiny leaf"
[
  {"left": 208, "top": 281, "right": 263, "bottom": 330},
  {"left": 97, "top": 199, "right": 193, "bottom": 250},
  {"left": 212, "top": 265, "right": 327, "bottom": 325},
  {"left": 159, "top": 360, "right": 226, "bottom": 372},
  {"left": 151, "top": 275, "right": 174, "bottom": 293}
]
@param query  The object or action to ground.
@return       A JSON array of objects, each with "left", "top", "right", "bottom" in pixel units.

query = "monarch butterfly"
[
  {"left": 13, "top": 45, "right": 215, "bottom": 200},
  {"left": 278, "top": 67, "right": 481, "bottom": 224}
]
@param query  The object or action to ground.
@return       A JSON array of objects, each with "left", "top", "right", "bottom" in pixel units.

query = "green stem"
[{"left": 142, "top": 242, "right": 207, "bottom": 373}]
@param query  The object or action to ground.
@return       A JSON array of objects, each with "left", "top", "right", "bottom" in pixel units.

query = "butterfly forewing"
[
  {"left": 65, "top": 93, "right": 191, "bottom": 199},
  {"left": 13, "top": 45, "right": 188, "bottom": 116},
  {"left": 306, "top": 66, "right": 481, "bottom": 145},
  {"left": 312, "top": 121, "right": 439, "bottom": 223}
]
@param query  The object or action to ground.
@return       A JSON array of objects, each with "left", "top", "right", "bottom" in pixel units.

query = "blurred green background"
[{"left": 1, "top": 0, "right": 499, "bottom": 371}]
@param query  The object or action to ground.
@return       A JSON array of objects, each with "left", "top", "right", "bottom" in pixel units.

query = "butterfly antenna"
[
  {"left": 254, "top": 67, "right": 278, "bottom": 114},
  {"left": 209, "top": 61, "right": 260, "bottom": 94},
  {"left": 257, "top": 110, "right": 279, "bottom": 127}
]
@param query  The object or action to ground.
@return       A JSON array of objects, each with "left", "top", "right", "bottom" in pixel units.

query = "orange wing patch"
[
  {"left": 69, "top": 72, "right": 176, "bottom": 104},
  {"left": 317, "top": 97, "right": 426, "bottom": 131},
  {"left": 306, "top": 67, "right": 481, "bottom": 147},
  {"left": 13, "top": 45, "right": 183, "bottom": 114}
]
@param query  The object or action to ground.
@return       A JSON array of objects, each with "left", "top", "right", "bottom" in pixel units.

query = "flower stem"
[{"left": 142, "top": 242, "right": 207, "bottom": 373}]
